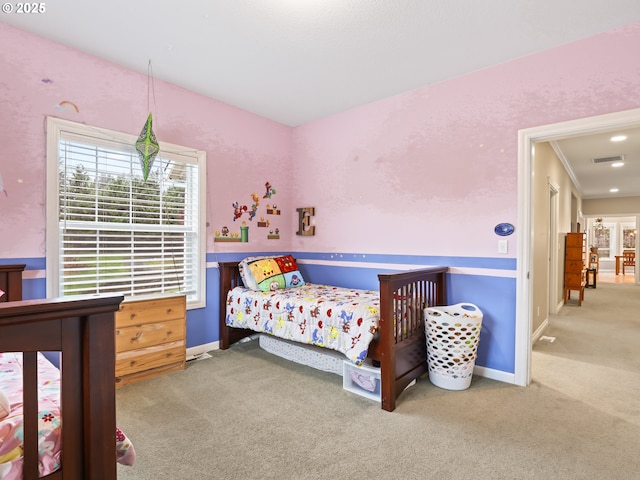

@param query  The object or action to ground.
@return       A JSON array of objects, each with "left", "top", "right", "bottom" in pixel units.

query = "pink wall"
[
  {"left": 0, "top": 23, "right": 293, "bottom": 259},
  {"left": 2, "top": 21, "right": 639, "bottom": 262},
  {"left": 292, "top": 22, "right": 640, "bottom": 258}
]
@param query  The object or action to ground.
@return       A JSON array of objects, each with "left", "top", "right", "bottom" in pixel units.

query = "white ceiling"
[
  {"left": 3, "top": 0, "right": 640, "bottom": 198},
  {"left": 552, "top": 127, "right": 640, "bottom": 200}
]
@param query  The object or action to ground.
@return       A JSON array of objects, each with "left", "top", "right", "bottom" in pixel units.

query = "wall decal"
[
  {"left": 232, "top": 193, "right": 260, "bottom": 223},
  {"left": 214, "top": 222, "right": 250, "bottom": 242},
  {"left": 263, "top": 181, "right": 276, "bottom": 198},
  {"left": 296, "top": 207, "right": 315, "bottom": 236},
  {"left": 268, "top": 228, "right": 280, "bottom": 240},
  {"left": 240, "top": 224, "right": 249, "bottom": 242},
  {"left": 266, "top": 203, "right": 280, "bottom": 215},
  {"left": 55, "top": 101, "right": 79, "bottom": 112},
  {"left": 223, "top": 181, "right": 281, "bottom": 241},
  {"left": 232, "top": 201, "right": 248, "bottom": 221},
  {"left": 248, "top": 194, "right": 259, "bottom": 220},
  {"left": 215, "top": 225, "right": 239, "bottom": 242}
]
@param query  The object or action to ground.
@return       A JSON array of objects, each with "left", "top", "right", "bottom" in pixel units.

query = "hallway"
[{"left": 532, "top": 277, "right": 640, "bottom": 427}]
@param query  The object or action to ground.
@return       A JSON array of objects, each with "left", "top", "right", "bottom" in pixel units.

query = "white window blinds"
[{"left": 47, "top": 118, "right": 205, "bottom": 306}]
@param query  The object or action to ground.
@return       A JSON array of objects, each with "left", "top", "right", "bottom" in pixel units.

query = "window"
[
  {"left": 621, "top": 224, "right": 637, "bottom": 251},
  {"left": 46, "top": 117, "right": 206, "bottom": 308},
  {"left": 591, "top": 222, "right": 614, "bottom": 260}
]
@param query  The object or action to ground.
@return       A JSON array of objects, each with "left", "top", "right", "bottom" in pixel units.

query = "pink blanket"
[{"left": 0, "top": 352, "right": 136, "bottom": 479}]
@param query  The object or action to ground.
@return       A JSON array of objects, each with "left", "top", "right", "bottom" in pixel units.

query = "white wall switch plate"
[{"left": 498, "top": 239, "right": 508, "bottom": 254}]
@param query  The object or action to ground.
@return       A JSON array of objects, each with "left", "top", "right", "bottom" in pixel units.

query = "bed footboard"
[
  {"left": 0, "top": 294, "right": 124, "bottom": 480},
  {"left": 375, "top": 266, "right": 447, "bottom": 412}
]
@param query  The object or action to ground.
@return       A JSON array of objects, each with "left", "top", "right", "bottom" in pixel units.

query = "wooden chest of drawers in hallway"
[
  {"left": 564, "top": 232, "right": 586, "bottom": 306},
  {"left": 115, "top": 295, "right": 186, "bottom": 387}
]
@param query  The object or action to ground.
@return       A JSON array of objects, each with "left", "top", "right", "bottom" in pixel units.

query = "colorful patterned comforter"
[
  {"left": 0, "top": 352, "right": 136, "bottom": 479},
  {"left": 226, "top": 284, "right": 381, "bottom": 365}
]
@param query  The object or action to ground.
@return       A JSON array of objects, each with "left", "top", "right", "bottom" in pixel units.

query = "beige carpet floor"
[{"left": 116, "top": 280, "right": 640, "bottom": 479}]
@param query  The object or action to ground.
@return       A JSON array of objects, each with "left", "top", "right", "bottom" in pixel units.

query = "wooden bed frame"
[
  {"left": 218, "top": 261, "right": 448, "bottom": 412},
  {"left": 0, "top": 264, "right": 124, "bottom": 480}
]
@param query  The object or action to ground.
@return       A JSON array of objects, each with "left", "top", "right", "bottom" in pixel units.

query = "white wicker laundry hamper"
[{"left": 424, "top": 303, "right": 483, "bottom": 390}]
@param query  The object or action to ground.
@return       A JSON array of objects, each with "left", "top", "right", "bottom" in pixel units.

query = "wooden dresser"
[
  {"left": 115, "top": 295, "right": 186, "bottom": 387},
  {"left": 564, "top": 232, "right": 587, "bottom": 306}
]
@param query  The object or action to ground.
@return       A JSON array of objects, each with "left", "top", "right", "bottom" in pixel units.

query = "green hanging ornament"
[{"left": 135, "top": 113, "right": 159, "bottom": 182}]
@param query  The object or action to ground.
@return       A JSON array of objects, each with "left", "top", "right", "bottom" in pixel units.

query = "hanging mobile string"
[
  {"left": 147, "top": 59, "right": 158, "bottom": 123},
  {"left": 148, "top": 59, "right": 169, "bottom": 178}
]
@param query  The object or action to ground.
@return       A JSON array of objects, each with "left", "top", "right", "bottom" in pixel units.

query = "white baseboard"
[
  {"left": 554, "top": 300, "right": 564, "bottom": 314},
  {"left": 186, "top": 342, "right": 219, "bottom": 361},
  {"left": 473, "top": 365, "right": 516, "bottom": 384},
  {"left": 532, "top": 318, "right": 550, "bottom": 344},
  {"left": 474, "top": 318, "right": 550, "bottom": 385}
]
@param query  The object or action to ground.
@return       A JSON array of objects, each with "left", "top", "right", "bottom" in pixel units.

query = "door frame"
[
  {"left": 515, "top": 107, "right": 640, "bottom": 386},
  {"left": 548, "top": 182, "right": 560, "bottom": 315}
]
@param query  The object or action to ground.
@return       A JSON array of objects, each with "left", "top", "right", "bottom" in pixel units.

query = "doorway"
[{"left": 515, "top": 107, "right": 640, "bottom": 386}]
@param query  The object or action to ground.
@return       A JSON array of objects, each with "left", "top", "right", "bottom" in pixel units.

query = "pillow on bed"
[
  {"left": 0, "top": 390, "right": 10, "bottom": 419},
  {"left": 239, "top": 255, "right": 306, "bottom": 291}
]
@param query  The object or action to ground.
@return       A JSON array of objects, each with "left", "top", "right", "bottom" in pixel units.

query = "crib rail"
[
  {"left": 0, "top": 295, "right": 123, "bottom": 480},
  {"left": 376, "top": 266, "right": 448, "bottom": 411}
]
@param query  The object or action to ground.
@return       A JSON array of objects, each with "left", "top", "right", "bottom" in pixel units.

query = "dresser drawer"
[
  {"left": 116, "top": 295, "right": 185, "bottom": 328},
  {"left": 116, "top": 318, "right": 185, "bottom": 353},
  {"left": 115, "top": 340, "right": 186, "bottom": 378},
  {"left": 566, "top": 234, "right": 585, "bottom": 247},
  {"left": 565, "top": 260, "right": 584, "bottom": 272},
  {"left": 565, "top": 271, "right": 585, "bottom": 287},
  {"left": 565, "top": 247, "right": 585, "bottom": 260}
]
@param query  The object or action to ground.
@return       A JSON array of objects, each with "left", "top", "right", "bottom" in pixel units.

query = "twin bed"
[
  {"left": 0, "top": 264, "right": 135, "bottom": 479},
  {"left": 218, "top": 256, "right": 448, "bottom": 412}
]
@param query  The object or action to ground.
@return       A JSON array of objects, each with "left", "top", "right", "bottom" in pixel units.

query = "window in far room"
[
  {"left": 591, "top": 221, "right": 614, "bottom": 260},
  {"left": 622, "top": 223, "right": 636, "bottom": 251},
  {"left": 45, "top": 117, "right": 206, "bottom": 308}
]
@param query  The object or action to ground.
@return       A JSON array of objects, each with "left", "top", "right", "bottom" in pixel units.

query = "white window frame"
[
  {"left": 591, "top": 222, "right": 615, "bottom": 260},
  {"left": 45, "top": 117, "right": 207, "bottom": 309},
  {"left": 620, "top": 222, "right": 636, "bottom": 252}
]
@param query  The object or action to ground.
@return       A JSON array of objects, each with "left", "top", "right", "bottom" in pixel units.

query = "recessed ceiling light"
[
  {"left": 610, "top": 188, "right": 619, "bottom": 193},
  {"left": 611, "top": 161, "right": 625, "bottom": 167},
  {"left": 611, "top": 135, "right": 627, "bottom": 142}
]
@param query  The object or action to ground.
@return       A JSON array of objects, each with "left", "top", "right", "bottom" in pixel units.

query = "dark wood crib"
[
  {"left": 218, "top": 261, "right": 448, "bottom": 412},
  {"left": 0, "top": 264, "right": 123, "bottom": 479}
]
